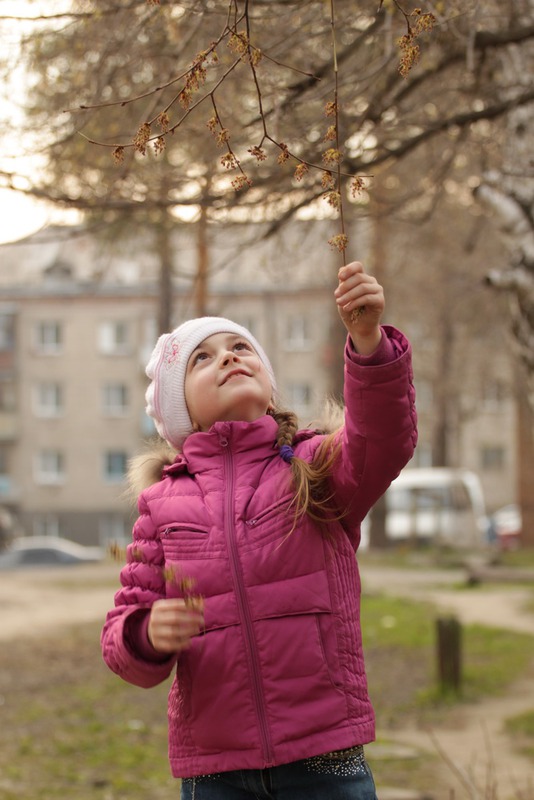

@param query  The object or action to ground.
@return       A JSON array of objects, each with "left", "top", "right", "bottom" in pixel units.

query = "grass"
[
  {"left": 360, "top": 544, "right": 534, "bottom": 572},
  {"left": 505, "top": 711, "right": 534, "bottom": 760},
  {"left": 0, "top": 624, "right": 174, "bottom": 800},
  {"left": 0, "top": 593, "right": 533, "bottom": 799},
  {"left": 495, "top": 548, "right": 534, "bottom": 569},
  {"left": 362, "top": 594, "right": 534, "bottom": 720}
]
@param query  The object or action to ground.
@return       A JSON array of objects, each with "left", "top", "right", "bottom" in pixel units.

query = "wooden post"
[{"left": 436, "top": 616, "right": 462, "bottom": 695}]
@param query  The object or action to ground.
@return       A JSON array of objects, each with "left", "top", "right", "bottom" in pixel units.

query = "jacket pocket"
[
  {"left": 160, "top": 523, "right": 209, "bottom": 537},
  {"left": 315, "top": 611, "right": 344, "bottom": 690},
  {"left": 244, "top": 493, "right": 294, "bottom": 548},
  {"left": 159, "top": 523, "right": 210, "bottom": 558},
  {"left": 249, "top": 570, "right": 345, "bottom": 693},
  {"left": 245, "top": 492, "right": 293, "bottom": 527}
]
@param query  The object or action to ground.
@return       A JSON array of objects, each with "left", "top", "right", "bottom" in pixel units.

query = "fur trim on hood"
[
  {"left": 126, "top": 440, "right": 177, "bottom": 502},
  {"left": 308, "top": 397, "right": 345, "bottom": 435}
]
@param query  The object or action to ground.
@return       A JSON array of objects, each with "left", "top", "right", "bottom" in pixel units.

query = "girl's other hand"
[
  {"left": 148, "top": 598, "right": 204, "bottom": 654},
  {"left": 334, "top": 261, "right": 384, "bottom": 354}
]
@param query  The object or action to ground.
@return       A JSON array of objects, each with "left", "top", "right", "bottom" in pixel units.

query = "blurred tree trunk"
[
  {"left": 368, "top": 178, "right": 390, "bottom": 549},
  {"left": 194, "top": 204, "right": 209, "bottom": 317},
  {"left": 517, "top": 369, "right": 534, "bottom": 548},
  {"left": 475, "top": 23, "right": 534, "bottom": 546},
  {"left": 433, "top": 312, "right": 455, "bottom": 467},
  {"left": 156, "top": 211, "right": 173, "bottom": 335}
]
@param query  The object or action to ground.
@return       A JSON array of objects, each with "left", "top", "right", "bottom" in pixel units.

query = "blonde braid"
[
  {"left": 269, "top": 406, "right": 344, "bottom": 531},
  {"left": 270, "top": 409, "right": 299, "bottom": 448}
]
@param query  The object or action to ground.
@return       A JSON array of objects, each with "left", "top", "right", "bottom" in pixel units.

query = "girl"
[{"left": 101, "top": 261, "right": 417, "bottom": 800}]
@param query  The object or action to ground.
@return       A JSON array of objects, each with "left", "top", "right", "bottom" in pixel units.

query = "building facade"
[{"left": 0, "top": 216, "right": 519, "bottom": 546}]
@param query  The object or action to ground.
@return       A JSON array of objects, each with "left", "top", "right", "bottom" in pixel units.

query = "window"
[
  {"left": 0, "top": 312, "right": 15, "bottom": 351},
  {"left": 0, "top": 446, "right": 7, "bottom": 474},
  {"left": 141, "top": 411, "right": 157, "bottom": 437},
  {"left": 481, "top": 446, "right": 505, "bottom": 471},
  {"left": 34, "top": 382, "right": 63, "bottom": 417},
  {"left": 103, "top": 450, "right": 128, "bottom": 483},
  {"left": 235, "top": 316, "right": 257, "bottom": 338},
  {"left": 140, "top": 317, "right": 158, "bottom": 365},
  {"left": 482, "top": 379, "right": 507, "bottom": 411},
  {"left": 99, "top": 514, "right": 128, "bottom": 547},
  {"left": 0, "top": 380, "right": 15, "bottom": 412},
  {"left": 287, "top": 382, "right": 312, "bottom": 409},
  {"left": 35, "top": 321, "right": 62, "bottom": 354},
  {"left": 35, "top": 450, "right": 65, "bottom": 485},
  {"left": 286, "top": 316, "right": 311, "bottom": 350},
  {"left": 414, "top": 379, "right": 434, "bottom": 412},
  {"left": 102, "top": 383, "right": 129, "bottom": 416},
  {"left": 412, "top": 443, "right": 433, "bottom": 468},
  {"left": 98, "top": 321, "right": 130, "bottom": 355},
  {"left": 33, "top": 514, "right": 60, "bottom": 538}
]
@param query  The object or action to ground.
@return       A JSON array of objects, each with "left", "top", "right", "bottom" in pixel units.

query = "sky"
[
  {"left": 0, "top": 190, "right": 52, "bottom": 244},
  {"left": 0, "top": 0, "right": 74, "bottom": 245}
]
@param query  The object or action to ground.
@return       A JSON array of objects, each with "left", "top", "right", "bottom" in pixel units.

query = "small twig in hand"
[{"left": 328, "top": 0, "right": 364, "bottom": 323}]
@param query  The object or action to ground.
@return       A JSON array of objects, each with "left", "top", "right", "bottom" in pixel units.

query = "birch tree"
[{"left": 474, "top": 0, "right": 534, "bottom": 545}]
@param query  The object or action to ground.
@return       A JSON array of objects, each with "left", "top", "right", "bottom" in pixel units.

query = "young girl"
[{"left": 101, "top": 261, "right": 417, "bottom": 800}]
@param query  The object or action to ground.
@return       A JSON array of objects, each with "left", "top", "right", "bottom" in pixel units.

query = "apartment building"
[{"left": 0, "top": 217, "right": 519, "bottom": 546}]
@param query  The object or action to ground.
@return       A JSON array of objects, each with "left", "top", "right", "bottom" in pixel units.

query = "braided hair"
[{"left": 268, "top": 407, "right": 344, "bottom": 530}]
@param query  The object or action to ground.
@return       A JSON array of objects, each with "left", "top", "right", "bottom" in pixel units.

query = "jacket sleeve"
[
  {"left": 330, "top": 324, "right": 417, "bottom": 540},
  {"left": 101, "top": 492, "right": 178, "bottom": 688}
]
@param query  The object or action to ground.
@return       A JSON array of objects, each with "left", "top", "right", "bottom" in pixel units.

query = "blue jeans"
[{"left": 180, "top": 746, "right": 378, "bottom": 799}]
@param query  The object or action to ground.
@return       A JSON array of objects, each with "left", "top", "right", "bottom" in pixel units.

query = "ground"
[
  {"left": 360, "top": 562, "right": 534, "bottom": 798},
  {"left": 1, "top": 558, "right": 533, "bottom": 799}
]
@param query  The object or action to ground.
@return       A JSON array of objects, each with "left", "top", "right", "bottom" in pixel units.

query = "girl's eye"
[
  {"left": 193, "top": 351, "right": 208, "bottom": 365},
  {"left": 234, "top": 341, "right": 251, "bottom": 352}
]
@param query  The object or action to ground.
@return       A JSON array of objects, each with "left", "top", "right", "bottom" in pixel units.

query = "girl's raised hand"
[
  {"left": 334, "top": 261, "right": 384, "bottom": 355},
  {"left": 148, "top": 598, "right": 204, "bottom": 654}
]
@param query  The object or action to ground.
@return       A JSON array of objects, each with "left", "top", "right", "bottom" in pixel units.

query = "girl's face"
[{"left": 184, "top": 332, "right": 272, "bottom": 432}]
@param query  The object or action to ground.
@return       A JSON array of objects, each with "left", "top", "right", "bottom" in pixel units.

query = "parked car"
[
  {"left": 0, "top": 536, "right": 104, "bottom": 569},
  {"left": 361, "top": 468, "right": 488, "bottom": 549},
  {"left": 488, "top": 504, "right": 522, "bottom": 550}
]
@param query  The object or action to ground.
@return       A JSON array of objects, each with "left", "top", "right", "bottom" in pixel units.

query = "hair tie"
[{"left": 279, "top": 444, "right": 294, "bottom": 463}]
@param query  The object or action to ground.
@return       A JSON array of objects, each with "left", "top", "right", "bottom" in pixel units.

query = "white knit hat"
[{"left": 145, "top": 317, "right": 276, "bottom": 450}]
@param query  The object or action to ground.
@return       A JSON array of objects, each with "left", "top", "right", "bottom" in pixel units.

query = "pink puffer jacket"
[{"left": 101, "top": 327, "right": 417, "bottom": 778}]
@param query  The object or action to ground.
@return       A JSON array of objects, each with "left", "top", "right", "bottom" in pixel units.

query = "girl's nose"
[{"left": 221, "top": 349, "right": 239, "bottom": 366}]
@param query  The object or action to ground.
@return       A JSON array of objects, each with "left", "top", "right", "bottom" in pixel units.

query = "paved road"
[{"left": 0, "top": 561, "right": 119, "bottom": 641}]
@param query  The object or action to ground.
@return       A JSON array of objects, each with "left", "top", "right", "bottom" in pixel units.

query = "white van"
[{"left": 361, "top": 468, "right": 488, "bottom": 549}]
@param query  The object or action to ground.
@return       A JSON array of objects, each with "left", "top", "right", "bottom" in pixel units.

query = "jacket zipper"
[{"left": 221, "top": 439, "right": 274, "bottom": 767}]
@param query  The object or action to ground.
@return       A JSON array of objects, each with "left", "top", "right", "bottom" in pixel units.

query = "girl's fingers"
[
  {"left": 336, "top": 281, "right": 383, "bottom": 311},
  {"left": 148, "top": 599, "right": 204, "bottom": 652}
]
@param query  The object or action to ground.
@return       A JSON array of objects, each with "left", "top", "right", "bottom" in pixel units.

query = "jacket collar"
[{"left": 163, "top": 415, "right": 280, "bottom": 477}]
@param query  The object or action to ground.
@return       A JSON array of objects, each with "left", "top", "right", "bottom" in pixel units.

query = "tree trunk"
[
  {"left": 433, "top": 313, "right": 455, "bottom": 466},
  {"left": 194, "top": 204, "right": 209, "bottom": 317},
  {"left": 518, "top": 367, "right": 534, "bottom": 548},
  {"left": 157, "top": 213, "right": 173, "bottom": 335},
  {"left": 368, "top": 181, "right": 391, "bottom": 548}
]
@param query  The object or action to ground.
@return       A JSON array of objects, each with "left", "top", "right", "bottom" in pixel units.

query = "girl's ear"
[{"left": 192, "top": 421, "right": 201, "bottom": 432}]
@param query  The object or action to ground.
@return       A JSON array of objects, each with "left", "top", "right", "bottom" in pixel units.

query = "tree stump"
[{"left": 436, "top": 615, "right": 462, "bottom": 695}]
